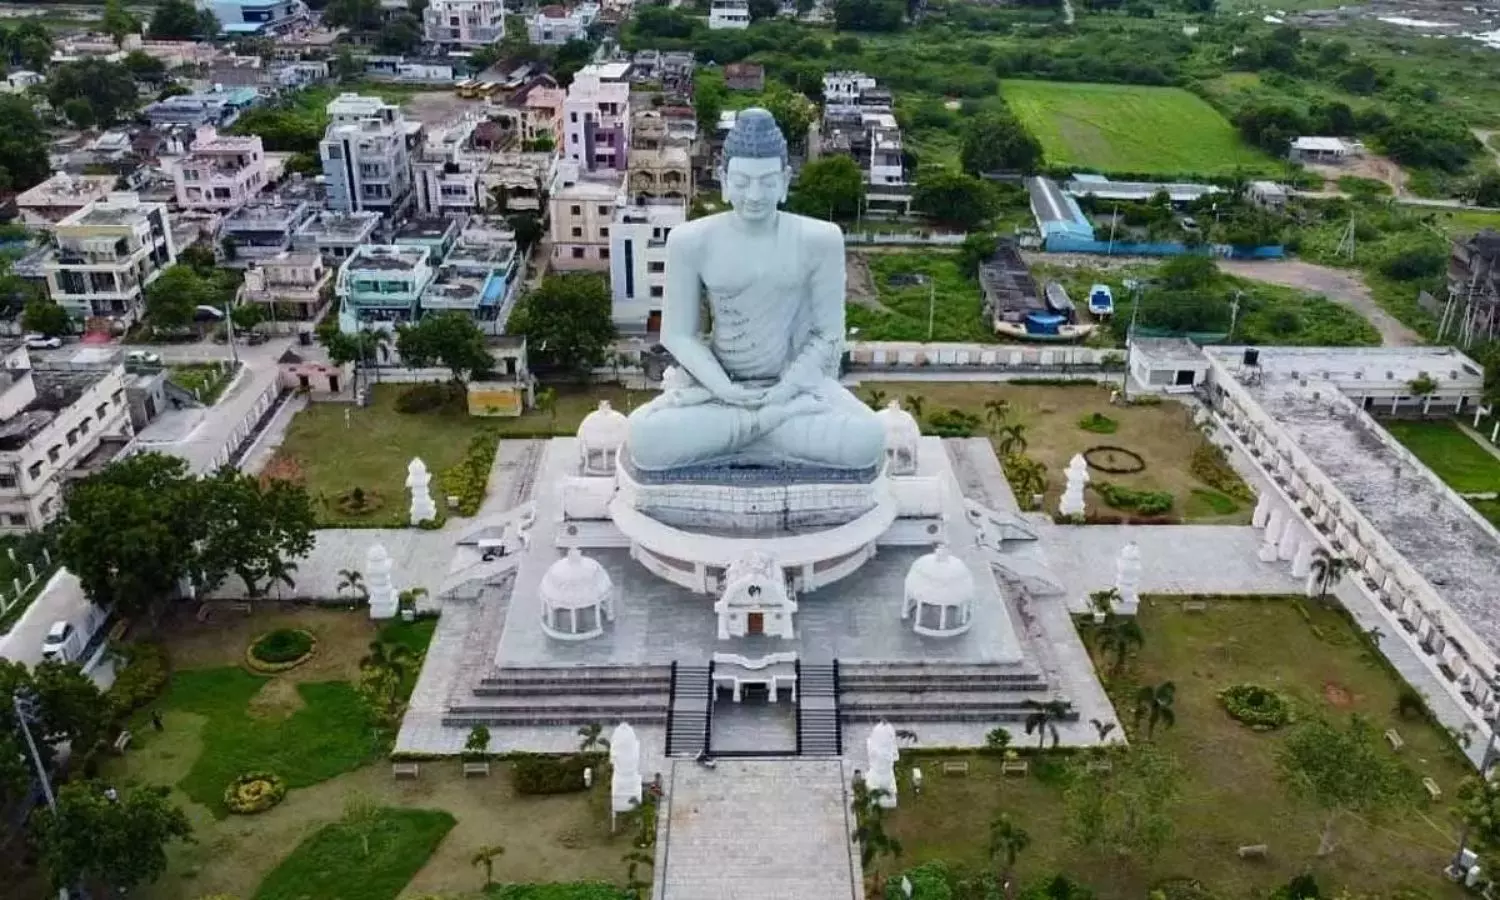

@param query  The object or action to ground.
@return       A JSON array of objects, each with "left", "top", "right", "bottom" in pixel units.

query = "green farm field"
[{"left": 1001, "top": 80, "right": 1278, "bottom": 176}]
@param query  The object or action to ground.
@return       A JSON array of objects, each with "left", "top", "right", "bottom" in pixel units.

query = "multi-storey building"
[
  {"left": 822, "top": 71, "right": 879, "bottom": 115},
  {"left": 335, "top": 244, "right": 436, "bottom": 330},
  {"left": 319, "top": 93, "right": 416, "bottom": 218},
  {"left": 221, "top": 200, "right": 317, "bottom": 265},
  {"left": 292, "top": 209, "right": 383, "bottom": 262},
  {"left": 43, "top": 193, "right": 176, "bottom": 326},
  {"left": 628, "top": 110, "right": 692, "bottom": 204},
  {"left": 142, "top": 88, "right": 259, "bottom": 129},
  {"left": 0, "top": 344, "right": 132, "bottom": 532},
  {"left": 237, "top": 251, "right": 333, "bottom": 326},
  {"left": 609, "top": 199, "right": 683, "bottom": 334},
  {"left": 548, "top": 161, "right": 621, "bottom": 272},
  {"left": 174, "top": 127, "right": 269, "bottom": 211},
  {"left": 563, "top": 64, "right": 631, "bottom": 174},
  {"left": 199, "top": 0, "right": 309, "bottom": 35},
  {"left": 709, "top": 0, "right": 750, "bottom": 28},
  {"left": 422, "top": 0, "right": 505, "bottom": 48},
  {"left": 419, "top": 216, "right": 522, "bottom": 333},
  {"left": 820, "top": 72, "right": 910, "bottom": 213},
  {"left": 527, "top": 3, "right": 598, "bottom": 44},
  {"left": 15, "top": 174, "right": 116, "bottom": 230}
]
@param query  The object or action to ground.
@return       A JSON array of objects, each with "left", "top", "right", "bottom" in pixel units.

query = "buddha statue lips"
[{"left": 625, "top": 108, "right": 884, "bottom": 474}]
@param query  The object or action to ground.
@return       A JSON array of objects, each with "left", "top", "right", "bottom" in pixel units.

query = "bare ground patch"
[
  {"left": 845, "top": 251, "right": 889, "bottom": 312},
  {"left": 159, "top": 605, "right": 379, "bottom": 684}
]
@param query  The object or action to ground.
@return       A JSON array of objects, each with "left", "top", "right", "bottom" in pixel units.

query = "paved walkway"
[
  {"left": 1457, "top": 419, "right": 1500, "bottom": 466},
  {"left": 655, "top": 759, "right": 862, "bottom": 900}
]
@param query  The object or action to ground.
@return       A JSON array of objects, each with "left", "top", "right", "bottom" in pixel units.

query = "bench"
[
  {"left": 392, "top": 762, "right": 420, "bottom": 779},
  {"left": 1237, "top": 844, "right": 1269, "bottom": 860},
  {"left": 1001, "top": 759, "right": 1030, "bottom": 777},
  {"left": 1086, "top": 758, "right": 1113, "bottom": 773},
  {"left": 1424, "top": 777, "right": 1442, "bottom": 800},
  {"left": 112, "top": 730, "right": 132, "bottom": 754},
  {"left": 107, "top": 619, "right": 130, "bottom": 643},
  {"left": 1385, "top": 728, "right": 1405, "bottom": 752},
  {"left": 1181, "top": 601, "right": 1208, "bottom": 613},
  {"left": 229, "top": 601, "right": 253, "bottom": 614},
  {"left": 462, "top": 761, "right": 490, "bottom": 778},
  {"left": 940, "top": 760, "right": 970, "bottom": 776}
]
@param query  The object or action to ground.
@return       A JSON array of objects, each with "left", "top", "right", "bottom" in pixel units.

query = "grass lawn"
[
  {"left": 168, "top": 363, "right": 236, "bottom": 406},
  {"left": 254, "top": 807, "right": 456, "bottom": 900},
  {"left": 269, "top": 383, "right": 651, "bottom": 525},
  {"left": 847, "top": 250, "right": 992, "bottom": 343},
  {"left": 862, "top": 382, "right": 1251, "bottom": 523},
  {"left": 1380, "top": 418, "right": 1500, "bottom": 494},
  {"left": 1000, "top": 80, "right": 1277, "bottom": 177},
  {"left": 887, "top": 597, "right": 1472, "bottom": 898}
]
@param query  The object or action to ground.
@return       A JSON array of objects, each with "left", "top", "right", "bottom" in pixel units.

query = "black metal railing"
[
  {"left": 703, "top": 658, "right": 715, "bottom": 756},
  {"left": 832, "top": 659, "right": 843, "bottom": 756},
  {"left": 664, "top": 660, "right": 678, "bottom": 757},
  {"left": 793, "top": 659, "right": 803, "bottom": 756}
]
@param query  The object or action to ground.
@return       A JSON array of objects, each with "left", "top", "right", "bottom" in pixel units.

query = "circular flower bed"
[
  {"left": 1219, "top": 683, "right": 1292, "bottom": 731},
  {"left": 224, "top": 771, "right": 287, "bottom": 814},
  {"left": 245, "top": 628, "right": 317, "bottom": 673},
  {"left": 1083, "top": 445, "right": 1146, "bottom": 474}
]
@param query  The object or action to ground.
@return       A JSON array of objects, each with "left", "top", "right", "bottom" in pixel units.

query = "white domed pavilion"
[
  {"left": 539, "top": 548, "right": 615, "bottom": 640},
  {"left": 875, "top": 400, "right": 921, "bottom": 475},
  {"left": 577, "top": 400, "right": 629, "bottom": 475},
  {"left": 902, "top": 545, "right": 975, "bottom": 637}
]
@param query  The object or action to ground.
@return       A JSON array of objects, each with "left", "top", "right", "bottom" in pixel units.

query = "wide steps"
[
  {"left": 479, "top": 665, "right": 672, "bottom": 688},
  {"left": 797, "top": 664, "right": 842, "bottom": 757},
  {"left": 667, "top": 665, "right": 712, "bottom": 758},
  {"left": 841, "top": 706, "right": 1077, "bottom": 724},
  {"left": 449, "top": 693, "right": 669, "bottom": 713},
  {"left": 445, "top": 709, "right": 671, "bottom": 727}
]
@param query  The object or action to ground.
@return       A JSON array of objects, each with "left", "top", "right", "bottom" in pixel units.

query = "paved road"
[{"left": 1218, "top": 258, "right": 1425, "bottom": 347}]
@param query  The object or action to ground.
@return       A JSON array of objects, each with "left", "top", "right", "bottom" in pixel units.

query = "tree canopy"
[
  {"left": 32, "top": 782, "right": 193, "bottom": 895},
  {"left": 960, "top": 111, "right": 1044, "bottom": 176},
  {"left": 833, "top": 0, "right": 905, "bottom": 32},
  {"left": 0, "top": 22, "right": 54, "bottom": 72},
  {"left": 0, "top": 95, "right": 50, "bottom": 193},
  {"left": 1277, "top": 715, "right": 1403, "bottom": 856},
  {"left": 912, "top": 169, "right": 997, "bottom": 230},
  {"left": 22, "top": 298, "right": 70, "bottom": 338},
  {"left": 149, "top": 0, "right": 218, "bottom": 40},
  {"left": 507, "top": 274, "right": 615, "bottom": 374},
  {"left": 101, "top": 0, "right": 141, "bottom": 46},
  {"left": 46, "top": 59, "right": 140, "bottom": 128},
  {"left": 55, "top": 453, "right": 316, "bottom": 617},
  {"left": 395, "top": 313, "right": 496, "bottom": 382},
  {"left": 143, "top": 265, "right": 216, "bottom": 330},
  {"left": 789, "top": 154, "right": 865, "bottom": 220}
]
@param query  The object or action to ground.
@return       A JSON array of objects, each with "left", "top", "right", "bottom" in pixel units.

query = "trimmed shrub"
[
  {"left": 1219, "top": 683, "right": 1292, "bottom": 731},
  {"left": 224, "top": 771, "right": 287, "bottom": 814},
  {"left": 1190, "top": 442, "right": 1255, "bottom": 503},
  {"left": 925, "top": 407, "right": 982, "bottom": 437},
  {"left": 1094, "top": 481, "right": 1173, "bottom": 515},
  {"left": 511, "top": 753, "right": 600, "bottom": 795},
  {"left": 246, "top": 628, "right": 316, "bottom": 672},
  {"left": 107, "top": 643, "right": 170, "bottom": 720},
  {"left": 440, "top": 432, "right": 501, "bottom": 516},
  {"left": 394, "top": 382, "right": 464, "bottom": 414},
  {"left": 1078, "top": 412, "right": 1118, "bottom": 434}
]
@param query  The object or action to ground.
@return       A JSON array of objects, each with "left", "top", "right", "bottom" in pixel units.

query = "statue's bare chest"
[{"left": 697, "top": 229, "right": 806, "bottom": 305}]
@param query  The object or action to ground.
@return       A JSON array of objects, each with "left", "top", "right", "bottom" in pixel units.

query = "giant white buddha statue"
[{"left": 624, "top": 108, "right": 884, "bottom": 476}]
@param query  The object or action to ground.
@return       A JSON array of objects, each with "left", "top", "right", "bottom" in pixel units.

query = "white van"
[{"left": 41, "top": 621, "right": 82, "bottom": 663}]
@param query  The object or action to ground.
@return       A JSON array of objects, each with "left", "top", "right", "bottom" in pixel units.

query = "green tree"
[
  {"left": 149, "top": 0, "right": 215, "bottom": 39},
  {"left": 1, "top": 22, "right": 54, "bottom": 72},
  {"left": 989, "top": 813, "right": 1030, "bottom": 898},
  {"left": 377, "top": 13, "right": 422, "bottom": 53},
  {"left": 1095, "top": 614, "right": 1145, "bottom": 677},
  {"left": 1307, "top": 548, "right": 1347, "bottom": 603},
  {"left": 1065, "top": 745, "right": 1182, "bottom": 862},
  {"left": 192, "top": 468, "right": 317, "bottom": 597},
  {"left": 959, "top": 233, "right": 997, "bottom": 277},
  {"left": 507, "top": 274, "right": 615, "bottom": 374},
  {"left": 122, "top": 50, "right": 167, "bottom": 82},
  {"left": 833, "top": 0, "right": 905, "bottom": 31},
  {"left": 22, "top": 298, "right": 70, "bottom": 337},
  {"left": 332, "top": 46, "right": 363, "bottom": 82},
  {"left": 960, "top": 112, "right": 1043, "bottom": 176},
  {"left": 395, "top": 313, "right": 495, "bottom": 382},
  {"left": 31, "top": 782, "right": 193, "bottom": 895},
  {"left": 694, "top": 76, "right": 728, "bottom": 136},
  {"left": 577, "top": 722, "right": 610, "bottom": 752},
  {"left": 1024, "top": 699, "right": 1067, "bottom": 750},
  {"left": 336, "top": 568, "right": 367, "bottom": 600},
  {"left": 325, "top": 0, "right": 383, "bottom": 28},
  {"left": 341, "top": 793, "right": 382, "bottom": 857},
  {"left": 763, "top": 87, "right": 816, "bottom": 152},
  {"left": 102, "top": 0, "right": 141, "bottom": 46},
  {"left": 996, "top": 422, "right": 1028, "bottom": 456},
  {"left": 850, "top": 780, "right": 903, "bottom": 893},
  {"left": 31, "top": 661, "right": 113, "bottom": 754},
  {"left": 984, "top": 398, "right": 1011, "bottom": 432},
  {"left": 789, "top": 154, "right": 865, "bottom": 220},
  {"left": 1132, "top": 681, "right": 1176, "bottom": 738},
  {"left": 230, "top": 302, "right": 266, "bottom": 333},
  {"left": 1158, "top": 253, "right": 1218, "bottom": 290},
  {"left": 1278, "top": 715, "right": 1402, "bottom": 856},
  {"left": 143, "top": 264, "right": 212, "bottom": 329},
  {"left": 47, "top": 59, "right": 140, "bottom": 128},
  {"left": 507, "top": 212, "right": 544, "bottom": 252},
  {"left": 464, "top": 724, "right": 491, "bottom": 758},
  {"left": 61, "top": 98, "right": 96, "bottom": 130},
  {"left": 913, "top": 169, "right": 997, "bottom": 230}
]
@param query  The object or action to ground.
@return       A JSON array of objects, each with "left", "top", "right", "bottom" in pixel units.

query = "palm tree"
[
  {"left": 1133, "top": 681, "right": 1177, "bottom": 739},
  {"left": 895, "top": 728, "right": 919, "bottom": 746},
  {"left": 864, "top": 389, "right": 888, "bottom": 411},
  {"left": 471, "top": 844, "right": 505, "bottom": 887},
  {"left": 850, "top": 782, "right": 902, "bottom": 893},
  {"left": 996, "top": 423, "right": 1029, "bottom": 457},
  {"left": 337, "top": 568, "right": 366, "bottom": 600},
  {"left": 903, "top": 394, "right": 926, "bottom": 421},
  {"left": 362, "top": 640, "right": 418, "bottom": 690},
  {"left": 984, "top": 399, "right": 1012, "bottom": 433},
  {"left": 1308, "top": 548, "right": 1348, "bottom": 603},
  {"left": 1095, "top": 615, "right": 1145, "bottom": 677},
  {"left": 1089, "top": 718, "right": 1117, "bottom": 743},
  {"left": 398, "top": 586, "right": 429, "bottom": 613},
  {"left": 264, "top": 557, "right": 298, "bottom": 599},
  {"left": 578, "top": 722, "right": 610, "bottom": 752},
  {"left": 1023, "top": 699, "right": 1067, "bottom": 750},
  {"left": 988, "top": 813, "right": 1031, "bottom": 899}
]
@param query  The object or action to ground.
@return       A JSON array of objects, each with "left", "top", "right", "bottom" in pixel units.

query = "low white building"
[
  {"left": 1289, "top": 136, "right": 1364, "bottom": 164},
  {"left": 528, "top": 3, "right": 598, "bottom": 44},
  {"left": 609, "top": 199, "right": 685, "bottom": 333},
  {"left": 709, "top": 0, "right": 751, "bottom": 28}
]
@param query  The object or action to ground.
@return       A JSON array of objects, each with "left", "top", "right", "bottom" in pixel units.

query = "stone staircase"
[
  {"left": 443, "top": 664, "right": 671, "bottom": 727},
  {"left": 667, "top": 664, "right": 712, "bottom": 757},
  {"left": 796, "top": 663, "right": 841, "bottom": 756},
  {"left": 837, "top": 661, "right": 1077, "bottom": 723}
]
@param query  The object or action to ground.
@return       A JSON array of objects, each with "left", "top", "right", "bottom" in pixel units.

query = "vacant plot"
[
  {"left": 1001, "top": 80, "right": 1276, "bottom": 176},
  {"left": 864, "top": 382, "right": 1250, "bottom": 522},
  {"left": 846, "top": 250, "right": 992, "bottom": 343},
  {"left": 269, "top": 383, "right": 650, "bottom": 524},
  {"left": 1381, "top": 418, "right": 1500, "bottom": 494},
  {"left": 887, "top": 597, "right": 1471, "bottom": 898}
]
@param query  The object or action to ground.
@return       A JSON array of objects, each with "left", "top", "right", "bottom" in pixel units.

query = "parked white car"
[
  {"left": 126, "top": 349, "right": 163, "bottom": 367},
  {"left": 23, "top": 333, "right": 61, "bottom": 350}
]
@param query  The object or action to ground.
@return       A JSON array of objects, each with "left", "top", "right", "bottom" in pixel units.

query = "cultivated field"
[{"left": 1001, "top": 80, "right": 1277, "bottom": 176}]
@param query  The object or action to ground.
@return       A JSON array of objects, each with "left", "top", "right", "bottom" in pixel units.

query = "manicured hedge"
[{"left": 510, "top": 753, "right": 601, "bottom": 795}]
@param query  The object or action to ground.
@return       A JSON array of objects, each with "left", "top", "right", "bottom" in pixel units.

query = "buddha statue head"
[{"left": 719, "top": 107, "right": 789, "bottom": 225}]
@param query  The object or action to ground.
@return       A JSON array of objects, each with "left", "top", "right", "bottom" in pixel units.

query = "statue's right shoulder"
[{"left": 666, "top": 215, "right": 717, "bottom": 249}]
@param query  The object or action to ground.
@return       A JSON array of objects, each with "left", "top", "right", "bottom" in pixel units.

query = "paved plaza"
[{"left": 656, "top": 759, "right": 862, "bottom": 900}]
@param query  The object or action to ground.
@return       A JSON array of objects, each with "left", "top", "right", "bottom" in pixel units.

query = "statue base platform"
[{"left": 617, "top": 458, "right": 882, "bottom": 533}]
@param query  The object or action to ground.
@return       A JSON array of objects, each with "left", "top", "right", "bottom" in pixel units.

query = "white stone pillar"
[
  {"left": 1278, "top": 518, "right": 1301, "bottom": 561},
  {"left": 367, "top": 544, "right": 397, "bottom": 619},
  {"left": 1291, "top": 539, "right": 1315, "bottom": 578},
  {"left": 1251, "top": 494, "right": 1271, "bottom": 529},
  {"left": 406, "top": 457, "right": 437, "bottom": 525}
]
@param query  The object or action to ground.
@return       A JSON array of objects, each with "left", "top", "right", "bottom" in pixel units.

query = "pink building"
[
  {"left": 174, "top": 126, "right": 269, "bottom": 211},
  {"left": 563, "top": 64, "right": 632, "bottom": 174}
]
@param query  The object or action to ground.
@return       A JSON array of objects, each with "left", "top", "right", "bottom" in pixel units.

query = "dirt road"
[{"left": 1218, "top": 259, "right": 1423, "bottom": 347}]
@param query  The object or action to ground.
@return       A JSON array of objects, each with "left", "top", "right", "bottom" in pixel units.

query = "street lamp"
[{"left": 13, "top": 689, "right": 56, "bottom": 811}]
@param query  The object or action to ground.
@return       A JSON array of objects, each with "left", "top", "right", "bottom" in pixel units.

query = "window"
[
  {"left": 571, "top": 227, "right": 583, "bottom": 238},
  {"left": 79, "top": 418, "right": 90, "bottom": 436},
  {"left": 571, "top": 247, "right": 585, "bottom": 259},
  {"left": 648, "top": 261, "right": 665, "bottom": 273},
  {"left": 0, "top": 474, "right": 14, "bottom": 489},
  {"left": 39, "top": 498, "right": 52, "bottom": 517},
  {"left": 598, "top": 205, "right": 611, "bottom": 216},
  {"left": 570, "top": 112, "right": 578, "bottom": 123},
  {"left": 5, "top": 514, "right": 23, "bottom": 527},
  {"left": 571, "top": 205, "right": 582, "bottom": 215},
  {"left": 599, "top": 248, "right": 609, "bottom": 260},
  {"left": 650, "top": 285, "right": 664, "bottom": 298},
  {"left": 599, "top": 226, "right": 609, "bottom": 238},
  {"left": 183, "top": 169, "right": 200, "bottom": 182},
  {"left": 46, "top": 445, "right": 59, "bottom": 463},
  {"left": 96, "top": 403, "right": 108, "bottom": 420},
  {"left": 66, "top": 430, "right": 77, "bottom": 447},
  {"left": 570, "top": 134, "right": 578, "bottom": 144},
  {"left": 26, "top": 461, "right": 40, "bottom": 481},
  {"left": 112, "top": 389, "right": 124, "bottom": 406}
]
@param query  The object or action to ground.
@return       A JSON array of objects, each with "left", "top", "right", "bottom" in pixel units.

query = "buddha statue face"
[{"left": 723, "top": 155, "right": 789, "bottom": 225}]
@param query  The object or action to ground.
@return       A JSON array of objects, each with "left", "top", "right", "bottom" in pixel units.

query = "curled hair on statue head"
[{"left": 721, "top": 107, "right": 788, "bottom": 166}]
